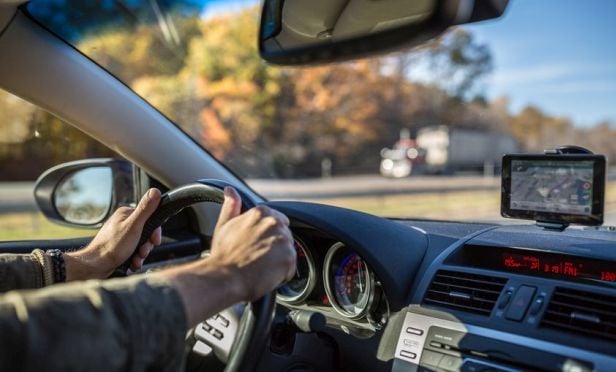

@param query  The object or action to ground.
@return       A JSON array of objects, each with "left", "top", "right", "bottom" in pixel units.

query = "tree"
[
  {"left": 4, "top": 4, "right": 613, "bottom": 181},
  {"left": 0, "top": 90, "right": 35, "bottom": 147},
  {"left": 424, "top": 29, "right": 493, "bottom": 98}
]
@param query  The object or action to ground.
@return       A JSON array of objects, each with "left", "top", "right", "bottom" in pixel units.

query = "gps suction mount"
[
  {"left": 543, "top": 145, "right": 594, "bottom": 156},
  {"left": 537, "top": 145, "right": 594, "bottom": 231}
]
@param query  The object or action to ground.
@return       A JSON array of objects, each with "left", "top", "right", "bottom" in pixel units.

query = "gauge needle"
[{"left": 358, "top": 262, "right": 364, "bottom": 292}]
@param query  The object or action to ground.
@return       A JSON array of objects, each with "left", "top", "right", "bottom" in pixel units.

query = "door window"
[{"left": 0, "top": 89, "right": 120, "bottom": 241}]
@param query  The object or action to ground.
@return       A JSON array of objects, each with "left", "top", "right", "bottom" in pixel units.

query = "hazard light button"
[{"left": 505, "top": 285, "right": 536, "bottom": 321}]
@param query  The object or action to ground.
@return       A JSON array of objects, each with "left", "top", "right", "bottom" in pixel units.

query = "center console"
[
  {"left": 387, "top": 224, "right": 616, "bottom": 372},
  {"left": 391, "top": 308, "right": 607, "bottom": 372},
  {"left": 387, "top": 151, "right": 616, "bottom": 371}
]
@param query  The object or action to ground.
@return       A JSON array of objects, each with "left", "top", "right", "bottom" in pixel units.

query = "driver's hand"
[
  {"left": 156, "top": 186, "right": 296, "bottom": 328},
  {"left": 63, "top": 188, "right": 163, "bottom": 281},
  {"left": 209, "top": 187, "right": 297, "bottom": 301}
]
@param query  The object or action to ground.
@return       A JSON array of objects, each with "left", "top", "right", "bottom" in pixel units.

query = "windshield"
[{"left": 26, "top": 0, "right": 616, "bottom": 223}]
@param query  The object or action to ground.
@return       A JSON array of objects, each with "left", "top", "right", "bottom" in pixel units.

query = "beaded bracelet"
[
  {"left": 32, "top": 249, "right": 54, "bottom": 286},
  {"left": 46, "top": 249, "right": 67, "bottom": 283}
]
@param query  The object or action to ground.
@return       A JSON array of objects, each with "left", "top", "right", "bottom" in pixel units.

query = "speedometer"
[
  {"left": 324, "top": 242, "right": 374, "bottom": 318},
  {"left": 277, "top": 238, "right": 315, "bottom": 303}
]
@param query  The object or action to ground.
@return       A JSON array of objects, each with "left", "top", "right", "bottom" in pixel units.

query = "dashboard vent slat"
[
  {"left": 423, "top": 270, "right": 507, "bottom": 316},
  {"left": 430, "top": 281, "right": 503, "bottom": 296},
  {"left": 541, "top": 287, "right": 616, "bottom": 341}
]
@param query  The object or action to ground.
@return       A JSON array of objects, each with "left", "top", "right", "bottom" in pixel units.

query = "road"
[
  {"left": 247, "top": 174, "right": 500, "bottom": 199},
  {"left": 0, "top": 176, "right": 501, "bottom": 213},
  {"left": 3, "top": 175, "right": 616, "bottom": 225}
]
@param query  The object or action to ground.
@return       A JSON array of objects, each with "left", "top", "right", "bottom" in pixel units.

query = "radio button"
[
  {"left": 403, "top": 339, "right": 419, "bottom": 347},
  {"left": 420, "top": 350, "right": 443, "bottom": 367},
  {"left": 438, "top": 355, "right": 463, "bottom": 371},
  {"left": 406, "top": 327, "right": 424, "bottom": 335}
]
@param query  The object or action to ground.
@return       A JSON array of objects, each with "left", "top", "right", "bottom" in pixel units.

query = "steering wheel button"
[
  {"left": 192, "top": 340, "right": 213, "bottom": 357},
  {"left": 201, "top": 322, "right": 213, "bottom": 332},
  {"left": 212, "top": 329, "right": 224, "bottom": 340},
  {"left": 217, "top": 314, "right": 230, "bottom": 328}
]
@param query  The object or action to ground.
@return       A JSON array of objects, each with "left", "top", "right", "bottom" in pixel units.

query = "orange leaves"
[{"left": 200, "top": 107, "right": 231, "bottom": 158}]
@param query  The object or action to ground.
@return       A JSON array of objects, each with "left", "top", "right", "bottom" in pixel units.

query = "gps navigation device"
[{"left": 501, "top": 154, "right": 606, "bottom": 226}]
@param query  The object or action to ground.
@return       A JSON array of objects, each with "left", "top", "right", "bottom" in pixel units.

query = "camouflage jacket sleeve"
[
  {"left": 0, "top": 275, "right": 187, "bottom": 372},
  {"left": 0, "top": 253, "right": 45, "bottom": 292}
]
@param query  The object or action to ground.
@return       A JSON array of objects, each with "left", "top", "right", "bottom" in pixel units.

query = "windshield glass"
[{"left": 26, "top": 0, "right": 616, "bottom": 223}]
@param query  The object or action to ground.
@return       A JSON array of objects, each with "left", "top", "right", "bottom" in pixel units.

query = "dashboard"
[{"left": 259, "top": 201, "right": 616, "bottom": 372}]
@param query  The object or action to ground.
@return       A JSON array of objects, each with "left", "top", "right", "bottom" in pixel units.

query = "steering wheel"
[{"left": 117, "top": 179, "right": 276, "bottom": 372}]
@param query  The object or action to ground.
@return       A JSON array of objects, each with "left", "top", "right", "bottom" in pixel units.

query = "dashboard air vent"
[
  {"left": 423, "top": 270, "right": 507, "bottom": 316},
  {"left": 541, "top": 287, "right": 616, "bottom": 341}
]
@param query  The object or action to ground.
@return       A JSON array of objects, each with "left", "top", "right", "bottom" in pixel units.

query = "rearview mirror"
[
  {"left": 259, "top": 0, "right": 509, "bottom": 65},
  {"left": 34, "top": 159, "right": 136, "bottom": 228}
]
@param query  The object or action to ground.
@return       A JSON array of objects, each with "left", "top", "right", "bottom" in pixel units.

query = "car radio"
[
  {"left": 448, "top": 244, "right": 616, "bottom": 286},
  {"left": 392, "top": 309, "right": 601, "bottom": 372}
]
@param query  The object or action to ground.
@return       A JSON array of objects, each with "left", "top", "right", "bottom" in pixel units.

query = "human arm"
[
  {"left": 0, "top": 254, "right": 45, "bottom": 292},
  {"left": 0, "top": 186, "right": 295, "bottom": 371},
  {"left": 0, "top": 189, "right": 162, "bottom": 293},
  {"left": 159, "top": 186, "right": 296, "bottom": 328},
  {"left": 0, "top": 275, "right": 187, "bottom": 371}
]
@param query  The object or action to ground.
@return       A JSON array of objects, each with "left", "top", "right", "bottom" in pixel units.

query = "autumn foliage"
[{"left": 1, "top": 7, "right": 615, "bottom": 181}]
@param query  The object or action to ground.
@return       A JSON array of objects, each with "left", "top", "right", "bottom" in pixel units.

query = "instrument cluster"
[{"left": 277, "top": 235, "right": 389, "bottom": 329}]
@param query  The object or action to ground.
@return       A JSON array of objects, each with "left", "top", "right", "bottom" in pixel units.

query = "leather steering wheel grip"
[
  {"left": 116, "top": 179, "right": 255, "bottom": 274},
  {"left": 116, "top": 179, "right": 275, "bottom": 372}
]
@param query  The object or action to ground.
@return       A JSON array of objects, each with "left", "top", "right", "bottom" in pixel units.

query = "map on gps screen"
[{"left": 510, "top": 160, "right": 594, "bottom": 216}]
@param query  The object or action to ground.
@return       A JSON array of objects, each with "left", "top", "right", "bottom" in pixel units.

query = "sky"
[
  {"left": 31, "top": 0, "right": 614, "bottom": 128},
  {"left": 203, "top": 0, "right": 616, "bottom": 128},
  {"left": 465, "top": 0, "right": 616, "bottom": 127}
]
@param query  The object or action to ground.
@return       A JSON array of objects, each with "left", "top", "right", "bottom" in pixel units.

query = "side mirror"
[
  {"left": 259, "top": 0, "right": 509, "bottom": 65},
  {"left": 34, "top": 159, "right": 136, "bottom": 228}
]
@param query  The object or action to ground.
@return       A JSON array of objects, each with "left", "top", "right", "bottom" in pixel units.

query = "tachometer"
[
  {"left": 277, "top": 238, "right": 315, "bottom": 303},
  {"left": 324, "top": 242, "right": 373, "bottom": 318}
]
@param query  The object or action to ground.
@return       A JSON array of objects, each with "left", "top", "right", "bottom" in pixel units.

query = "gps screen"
[{"left": 510, "top": 160, "right": 594, "bottom": 216}]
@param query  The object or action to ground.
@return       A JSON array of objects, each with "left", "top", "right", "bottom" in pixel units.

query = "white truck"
[
  {"left": 416, "top": 125, "right": 518, "bottom": 174},
  {"left": 380, "top": 126, "right": 518, "bottom": 177}
]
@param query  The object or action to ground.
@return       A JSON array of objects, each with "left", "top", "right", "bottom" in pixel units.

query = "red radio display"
[{"left": 501, "top": 252, "right": 616, "bottom": 283}]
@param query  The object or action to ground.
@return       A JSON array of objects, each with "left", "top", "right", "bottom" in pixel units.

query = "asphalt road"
[
  {"left": 247, "top": 174, "right": 500, "bottom": 199},
  {"left": 0, "top": 175, "right": 501, "bottom": 213},
  {"left": 3, "top": 175, "right": 616, "bottom": 225}
]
